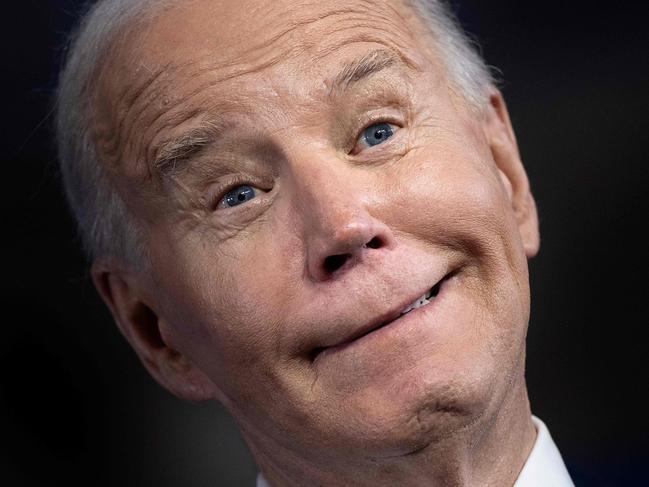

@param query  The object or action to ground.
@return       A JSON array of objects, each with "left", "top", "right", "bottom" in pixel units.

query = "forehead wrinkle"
[
  {"left": 121, "top": 1, "right": 422, "bottom": 112},
  {"left": 102, "top": 0, "right": 430, "bottom": 178},
  {"left": 119, "top": 53, "right": 285, "bottom": 160},
  {"left": 95, "top": 62, "right": 177, "bottom": 173},
  {"left": 117, "top": 67, "right": 187, "bottom": 153},
  {"left": 114, "top": 61, "right": 169, "bottom": 118},
  {"left": 310, "top": 25, "right": 424, "bottom": 69},
  {"left": 143, "top": 6, "right": 378, "bottom": 84},
  {"left": 147, "top": 3, "right": 410, "bottom": 83},
  {"left": 131, "top": 56, "right": 411, "bottom": 181},
  {"left": 234, "top": 5, "right": 376, "bottom": 58},
  {"left": 119, "top": 63, "right": 191, "bottom": 129}
]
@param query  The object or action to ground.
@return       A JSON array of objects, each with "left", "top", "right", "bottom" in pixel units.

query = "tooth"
[{"left": 400, "top": 292, "right": 434, "bottom": 315}]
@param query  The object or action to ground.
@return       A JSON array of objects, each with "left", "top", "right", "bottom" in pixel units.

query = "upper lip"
[{"left": 311, "top": 272, "right": 449, "bottom": 359}]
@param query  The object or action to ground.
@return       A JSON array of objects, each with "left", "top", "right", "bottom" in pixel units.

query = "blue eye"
[
  {"left": 359, "top": 122, "right": 395, "bottom": 148},
  {"left": 221, "top": 185, "right": 257, "bottom": 208}
]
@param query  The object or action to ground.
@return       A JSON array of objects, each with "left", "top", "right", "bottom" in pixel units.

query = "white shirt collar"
[
  {"left": 257, "top": 473, "right": 271, "bottom": 487},
  {"left": 257, "top": 416, "right": 573, "bottom": 487},
  {"left": 514, "top": 416, "right": 574, "bottom": 487}
]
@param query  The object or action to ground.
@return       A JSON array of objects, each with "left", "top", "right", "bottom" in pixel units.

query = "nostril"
[
  {"left": 323, "top": 253, "right": 351, "bottom": 274},
  {"left": 365, "top": 237, "right": 382, "bottom": 249}
]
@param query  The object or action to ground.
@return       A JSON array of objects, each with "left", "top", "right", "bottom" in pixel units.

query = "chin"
[{"left": 317, "top": 355, "right": 500, "bottom": 459}]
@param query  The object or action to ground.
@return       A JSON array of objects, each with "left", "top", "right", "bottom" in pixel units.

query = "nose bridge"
[
  {"left": 299, "top": 160, "right": 364, "bottom": 237},
  {"left": 285, "top": 149, "right": 395, "bottom": 281}
]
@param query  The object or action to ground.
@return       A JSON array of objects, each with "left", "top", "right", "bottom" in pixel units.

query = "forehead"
[
  {"left": 133, "top": 0, "right": 426, "bottom": 66},
  {"left": 93, "top": 0, "right": 440, "bottom": 177},
  {"left": 101, "top": 0, "right": 436, "bottom": 103}
]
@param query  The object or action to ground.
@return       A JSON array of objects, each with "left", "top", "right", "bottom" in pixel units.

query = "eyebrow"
[
  {"left": 152, "top": 123, "right": 220, "bottom": 177},
  {"left": 328, "top": 49, "right": 400, "bottom": 96}
]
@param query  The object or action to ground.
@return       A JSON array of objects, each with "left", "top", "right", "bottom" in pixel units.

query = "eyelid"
[
  {"left": 216, "top": 185, "right": 256, "bottom": 210},
  {"left": 350, "top": 118, "right": 401, "bottom": 156},
  {"left": 206, "top": 174, "right": 272, "bottom": 211}
]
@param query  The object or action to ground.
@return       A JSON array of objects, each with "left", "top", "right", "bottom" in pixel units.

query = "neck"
[{"left": 244, "top": 376, "right": 536, "bottom": 487}]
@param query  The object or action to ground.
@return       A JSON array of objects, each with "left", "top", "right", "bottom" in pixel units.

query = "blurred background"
[{"left": 1, "top": 0, "right": 648, "bottom": 485}]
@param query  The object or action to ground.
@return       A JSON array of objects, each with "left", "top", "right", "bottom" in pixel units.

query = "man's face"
[{"left": 94, "top": 0, "right": 538, "bottom": 469}]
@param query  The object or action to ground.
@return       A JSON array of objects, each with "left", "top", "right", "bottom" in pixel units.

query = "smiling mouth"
[{"left": 311, "top": 273, "right": 451, "bottom": 360}]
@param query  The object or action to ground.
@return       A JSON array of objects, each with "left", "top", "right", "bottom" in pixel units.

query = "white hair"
[
  {"left": 55, "top": 0, "right": 494, "bottom": 267},
  {"left": 409, "top": 0, "right": 495, "bottom": 109}
]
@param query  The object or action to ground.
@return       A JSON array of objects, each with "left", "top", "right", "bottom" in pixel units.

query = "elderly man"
[{"left": 56, "top": 0, "right": 574, "bottom": 485}]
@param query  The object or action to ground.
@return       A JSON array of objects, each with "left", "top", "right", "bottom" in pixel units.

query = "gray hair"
[{"left": 55, "top": 0, "right": 494, "bottom": 267}]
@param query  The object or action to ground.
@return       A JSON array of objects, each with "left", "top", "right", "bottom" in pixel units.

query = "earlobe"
[
  {"left": 484, "top": 90, "right": 540, "bottom": 258},
  {"left": 90, "top": 261, "right": 217, "bottom": 402}
]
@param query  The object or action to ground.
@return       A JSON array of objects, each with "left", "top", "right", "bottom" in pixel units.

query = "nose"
[
  {"left": 310, "top": 216, "right": 393, "bottom": 280},
  {"left": 291, "top": 162, "right": 396, "bottom": 282}
]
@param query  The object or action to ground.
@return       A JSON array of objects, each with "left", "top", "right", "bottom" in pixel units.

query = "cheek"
[
  {"left": 383, "top": 142, "right": 531, "bottom": 328},
  {"left": 156, "top": 228, "right": 305, "bottom": 374},
  {"left": 387, "top": 148, "right": 513, "bottom": 255},
  {"left": 394, "top": 99, "right": 517, "bottom": 248}
]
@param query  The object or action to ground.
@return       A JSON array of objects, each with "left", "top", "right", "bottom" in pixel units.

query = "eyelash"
[
  {"left": 350, "top": 116, "right": 402, "bottom": 154},
  {"left": 207, "top": 174, "right": 271, "bottom": 211}
]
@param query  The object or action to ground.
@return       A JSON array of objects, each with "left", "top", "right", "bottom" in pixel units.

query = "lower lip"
[{"left": 315, "top": 276, "right": 452, "bottom": 361}]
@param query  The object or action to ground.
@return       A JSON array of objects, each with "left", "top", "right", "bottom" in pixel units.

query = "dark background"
[{"left": 2, "top": 1, "right": 648, "bottom": 485}]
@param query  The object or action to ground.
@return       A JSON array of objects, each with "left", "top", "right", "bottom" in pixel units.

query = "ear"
[
  {"left": 483, "top": 90, "right": 540, "bottom": 258},
  {"left": 91, "top": 261, "right": 218, "bottom": 402}
]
